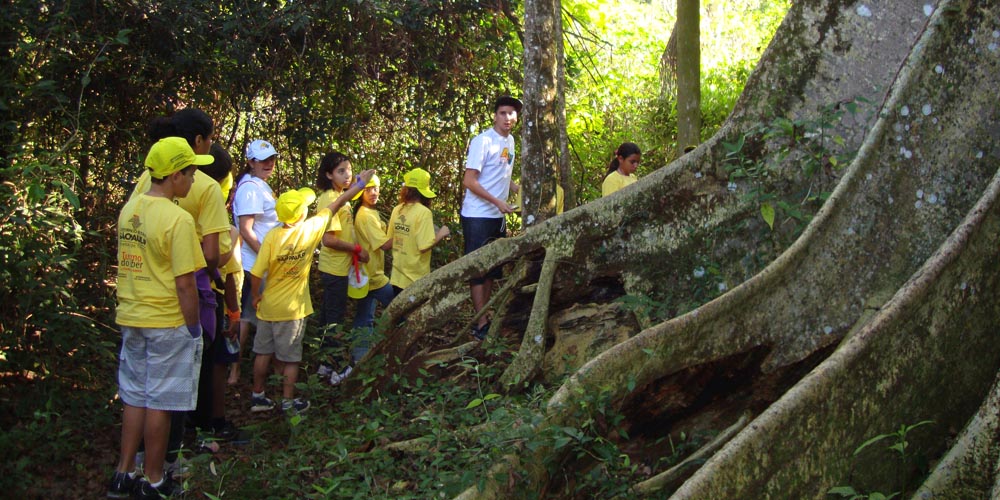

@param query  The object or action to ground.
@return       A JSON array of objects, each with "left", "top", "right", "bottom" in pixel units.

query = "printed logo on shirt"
[
  {"left": 120, "top": 251, "right": 144, "bottom": 273},
  {"left": 120, "top": 216, "right": 147, "bottom": 245},
  {"left": 501, "top": 147, "right": 511, "bottom": 165},
  {"left": 394, "top": 213, "right": 410, "bottom": 234},
  {"left": 276, "top": 243, "right": 308, "bottom": 263}
]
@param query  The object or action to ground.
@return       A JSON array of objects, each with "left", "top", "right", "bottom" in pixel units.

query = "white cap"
[{"left": 246, "top": 139, "right": 278, "bottom": 161}]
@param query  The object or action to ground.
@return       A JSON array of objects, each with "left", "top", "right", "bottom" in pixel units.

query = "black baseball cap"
[{"left": 494, "top": 96, "right": 523, "bottom": 113}]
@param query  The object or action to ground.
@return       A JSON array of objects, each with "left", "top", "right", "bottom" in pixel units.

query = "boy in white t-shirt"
[{"left": 461, "top": 96, "right": 522, "bottom": 340}]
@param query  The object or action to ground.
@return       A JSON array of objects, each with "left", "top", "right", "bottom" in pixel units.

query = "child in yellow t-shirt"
[
  {"left": 350, "top": 174, "right": 394, "bottom": 362},
  {"left": 386, "top": 168, "right": 451, "bottom": 294},
  {"left": 601, "top": 142, "right": 642, "bottom": 197},
  {"left": 192, "top": 143, "right": 246, "bottom": 445},
  {"left": 248, "top": 170, "right": 373, "bottom": 414},
  {"left": 314, "top": 152, "right": 369, "bottom": 384},
  {"left": 109, "top": 137, "right": 212, "bottom": 499}
]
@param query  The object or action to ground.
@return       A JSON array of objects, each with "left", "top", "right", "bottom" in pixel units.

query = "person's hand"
[
  {"left": 436, "top": 225, "right": 451, "bottom": 239},
  {"left": 252, "top": 295, "right": 262, "bottom": 309},
  {"left": 358, "top": 249, "right": 370, "bottom": 263},
  {"left": 226, "top": 318, "right": 238, "bottom": 339},
  {"left": 496, "top": 200, "right": 515, "bottom": 214},
  {"left": 356, "top": 169, "right": 376, "bottom": 187}
]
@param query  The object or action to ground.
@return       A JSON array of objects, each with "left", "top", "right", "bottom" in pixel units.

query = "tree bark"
[
  {"left": 355, "top": 1, "right": 1000, "bottom": 497},
  {"left": 675, "top": 0, "right": 700, "bottom": 155},
  {"left": 521, "top": 0, "right": 565, "bottom": 225}
]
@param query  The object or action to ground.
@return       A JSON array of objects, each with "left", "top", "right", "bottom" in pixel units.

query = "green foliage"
[
  {"left": 0, "top": 151, "right": 117, "bottom": 378},
  {"left": 723, "top": 98, "right": 868, "bottom": 240},
  {"left": 0, "top": 0, "right": 792, "bottom": 496},
  {"left": 562, "top": 0, "right": 789, "bottom": 205},
  {"left": 538, "top": 385, "right": 638, "bottom": 498},
  {"left": 828, "top": 420, "right": 935, "bottom": 500}
]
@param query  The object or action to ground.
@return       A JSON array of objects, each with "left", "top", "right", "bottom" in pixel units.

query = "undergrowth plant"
[
  {"left": 723, "top": 98, "right": 869, "bottom": 239},
  {"left": 828, "top": 420, "right": 935, "bottom": 500}
]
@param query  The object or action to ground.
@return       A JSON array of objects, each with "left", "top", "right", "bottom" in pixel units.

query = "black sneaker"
[
  {"left": 135, "top": 476, "right": 185, "bottom": 499},
  {"left": 214, "top": 420, "right": 251, "bottom": 445},
  {"left": 106, "top": 471, "right": 138, "bottom": 498},
  {"left": 471, "top": 321, "right": 491, "bottom": 341}
]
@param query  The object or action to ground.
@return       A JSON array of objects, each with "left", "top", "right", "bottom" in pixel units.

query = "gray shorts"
[
  {"left": 253, "top": 318, "right": 306, "bottom": 362},
  {"left": 118, "top": 326, "right": 202, "bottom": 411}
]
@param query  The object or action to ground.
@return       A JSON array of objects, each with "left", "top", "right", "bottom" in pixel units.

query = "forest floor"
[{"left": 6, "top": 353, "right": 343, "bottom": 499}]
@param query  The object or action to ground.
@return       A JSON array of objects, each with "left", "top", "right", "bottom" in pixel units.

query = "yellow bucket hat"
[{"left": 275, "top": 187, "right": 317, "bottom": 224}]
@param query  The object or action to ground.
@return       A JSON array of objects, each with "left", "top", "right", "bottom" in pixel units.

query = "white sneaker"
[
  {"left": 329, "top": 366, "right": 353, "bottom": 386},
  {"left": 316, "top": 364, "right": 333, "bottom": 377}
]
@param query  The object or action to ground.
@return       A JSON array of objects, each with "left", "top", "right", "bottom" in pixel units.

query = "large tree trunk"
[
  {"left": 675, "top": 0, "right": 700, "bottom": 155},
  {"left": 356, "top": 0, "right": 1000, "bottom": 497},
  {"left": 521, "top": 0, "right": 564, "bottom": 224}
]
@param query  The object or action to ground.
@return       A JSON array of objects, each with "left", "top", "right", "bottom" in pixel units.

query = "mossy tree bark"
[
  {"left": 675, "top": 0, "right": 700, "bottom": 155},
  {"left": 522, "top": 0, "right": 565, "bottom": 225},
  {"left": 358, "top": 0, "right": 1000, "bottom": 497}
]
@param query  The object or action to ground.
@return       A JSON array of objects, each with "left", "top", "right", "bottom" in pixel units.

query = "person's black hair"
[
  {"left": 494, "top": 96, "right": 523, "bottom": 113},
  {"left": 200, "top": 143, "right": 233, "bottom": 182},
  {"left": 148, "top": 108, "right": 213, "bottom": 149},
  {"left": 149, "top": 164, "right": 197, "bottom": 184},
  {"left": 316, "top": 151, "right": 351, "bottom": 191},
  {"left": 399, "top": 186, "right": 431, "bottom": 208},
  {"left": 605, "top": 142, "right": 642, "bottom": 176}
]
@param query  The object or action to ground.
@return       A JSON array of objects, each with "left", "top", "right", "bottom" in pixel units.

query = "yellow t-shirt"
[
  {"left": 250, "top": 209, "right": 332, "bottom": 321},
  {"left": 386, "top": 203, "right": 435, "bottom": 289},
  {"left": 214, "top": 228, "right": 243, "bottom": 296},
  {"left": 354, "top": 205, "right": 390, "bottom": 290},
  {"left": 116, "top": 195, "right": 207, "bottom": 328},
  {"left": 601, "top": 170, "right": 638, "bottom": 197},
  {"left": 316, "top": 189, "right": 354, "bottom": 276},
  {"left": 132, "top": 169, "right": 230, "bottom": 241}
]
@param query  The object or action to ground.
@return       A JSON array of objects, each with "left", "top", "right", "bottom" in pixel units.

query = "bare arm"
[
  {"left": 201, "top": 232, "right": 220, "bottom": 271},
  {"left": 175, "top": 272, "right": 200, "bottom": 329},
  {"left": 239, "top": 214, "right": 261, "bottom": 254},
  {"left": 217, "top": 226, "right": 237, "bottom": 269},
  {"left": 251, "top": 274, "right": 263, "bottom": 310},
  {"left": 323, "top": 231, "right": 370, "bottom": 263},
  {"left": 463, "top": 169, "right": 515, "bottom": 214},
  {"left": 420, "top": 225, "right": 451, "bottom": 253},
  {"left": 223, "top": 274, "right": 239, "bottom": 339}
]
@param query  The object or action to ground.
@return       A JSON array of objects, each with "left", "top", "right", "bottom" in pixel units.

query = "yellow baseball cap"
[
  {"left": 276, "top": 187, "right": 317, "bottom": 224},
  {"left": 403, "top": 168, "right": 436, "bottom": 198},
  {"left": 145, "top": 137, "right": 214, "bottom": 179},
  {"left": 351, "top": 173, "right": 381, "bottom": 201}
]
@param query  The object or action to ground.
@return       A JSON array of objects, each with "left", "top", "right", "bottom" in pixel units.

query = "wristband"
[
  {"left": 226, "top": 310, "right": 241, "bottom": 323},
  {"left": 353, "top": 244, "right": 362, "bottom": 254},
  {"left": 187, "top": 323, "right": 202, "bottom": 339},
  {"left": 354, "top": 176, "right": 365, "bottom": 189}
]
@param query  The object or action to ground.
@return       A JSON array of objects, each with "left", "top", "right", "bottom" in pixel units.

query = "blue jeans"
[
  {"left": 350, "top": 283, "right": 396, "bottom": 362},
  {"left": 319, "top": 272, "right": 348, "bottom": 363}
]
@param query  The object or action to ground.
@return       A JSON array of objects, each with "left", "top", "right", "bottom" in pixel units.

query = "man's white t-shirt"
[
  {"left": 232, "top": 176, "right": 280, "bottom": 271},
  {"left": 461, "top": 128, "right": 515, "bottom": 218}
]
